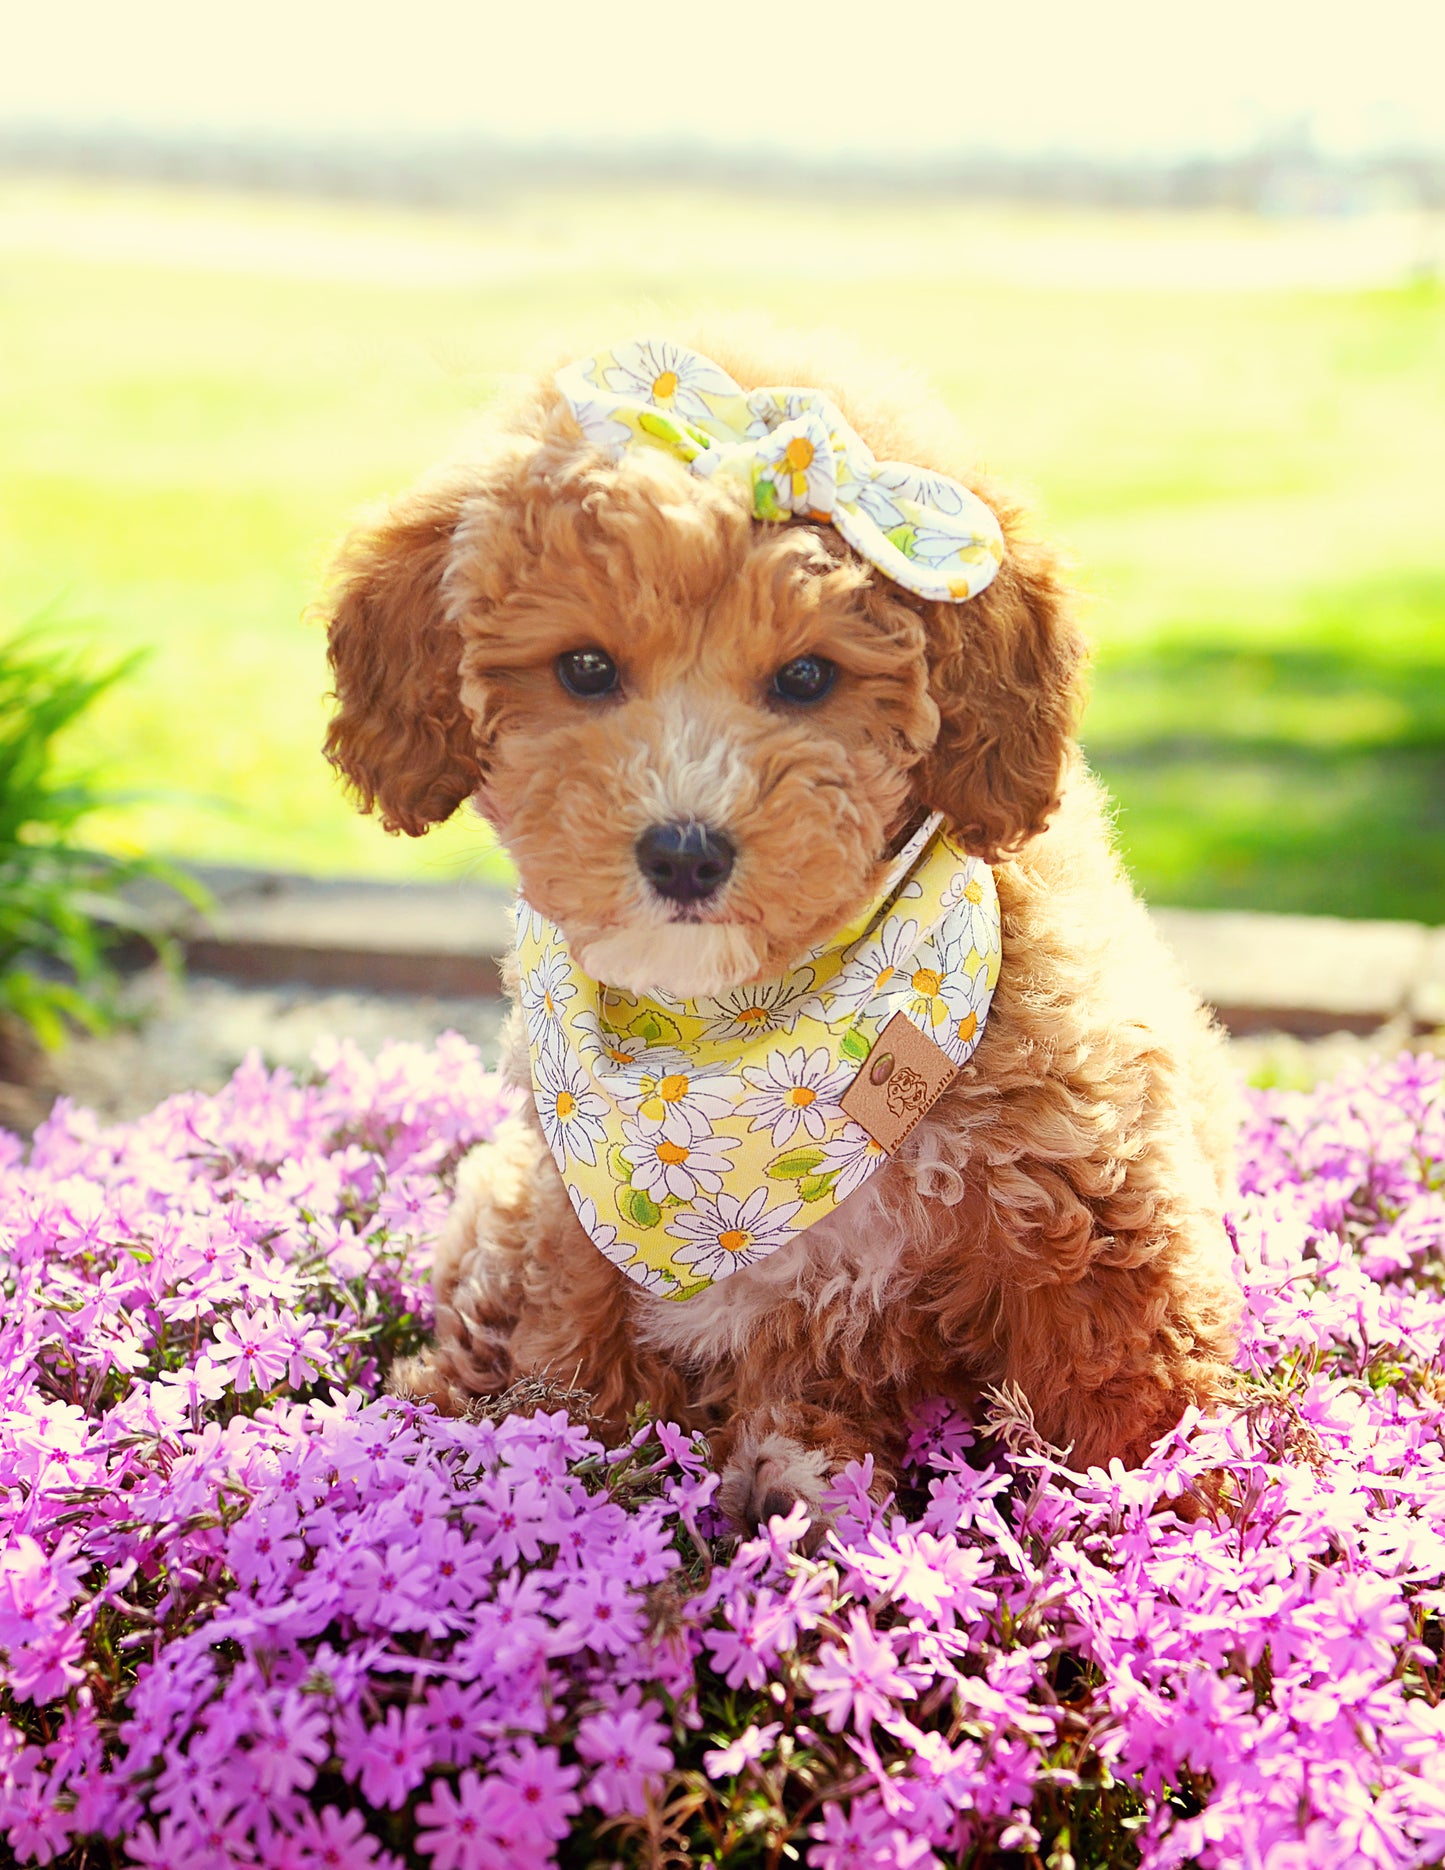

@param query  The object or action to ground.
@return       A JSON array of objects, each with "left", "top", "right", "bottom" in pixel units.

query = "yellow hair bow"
[{"left": 555, "top": 338, "right": 1004, "bottom": 604}]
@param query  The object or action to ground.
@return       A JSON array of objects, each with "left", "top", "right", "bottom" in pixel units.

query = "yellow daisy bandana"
[
  {"left": 554, "top": 338, "right": 1005, "bottom": 604},
  {"left": 517, "top": 818, "right": 1003, "bottom": 1301}
]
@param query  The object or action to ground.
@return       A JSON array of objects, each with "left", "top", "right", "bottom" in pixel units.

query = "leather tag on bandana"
[{"left": 840, "top": 1011, "right": 960, "bottom": 1155}]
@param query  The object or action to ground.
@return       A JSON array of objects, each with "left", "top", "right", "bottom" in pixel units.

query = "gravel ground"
[
  {"left": 46, "top": 969, "right": 510, "bottom": 1124},
  {"left": 23, "top": 966, "right": 1432, "bottom": 1129}
]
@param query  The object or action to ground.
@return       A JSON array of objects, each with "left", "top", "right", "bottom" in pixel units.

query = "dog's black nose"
[{"left": 636, "top": 822, "right": 735, "bottom": 905}]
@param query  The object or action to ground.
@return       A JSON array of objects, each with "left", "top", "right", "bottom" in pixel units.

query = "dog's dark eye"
[
  {"left": 556, "top": 648, "right": 619, "bottom": 698},
  {"left": 771, "top": 655, "right": 836, "bottom": 704}
]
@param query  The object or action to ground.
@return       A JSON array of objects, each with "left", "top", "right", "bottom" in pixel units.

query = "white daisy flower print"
[
  {"left": 570, "top": 1011, "right": 670, "bottom": 1075},
  {"left": 849, "top": 470, "right": 910, "bottom": 534},
  {"left": 520, "top": 949, "right": 576, "bottom": 1043},
  {"left": 753, "top": 415, "right": 837, "bottom": 518},
  {"left": 887, "top": 466, "right": 969, "bottom": 518},
  {"left": 933, "top": 957, "right": 997, "bottom": 1066},
  {"left": 572, "top": 1195, "right": 623, "bottom": 1265},
  {"left": 939, "top": 865, "right": 996, "bottom": 962},
  {"left": 695, "top": 970, "right": 816, "bottom": 1045},
  {"left": 665, "top": 1188, "right": 803, "bottom": 1283},
  {"left": 622, "top": 1261, "right": 681, "bottom": 1297},
  {"left": 563, "top": 395, "right": 632, "bottom": 455},
  {"left": 737, "top": 1046, "right": 852, "bottom": 1148},
  {"left": 621, "top": 1121, "right": 738, "bottom": 1203},
  {"left": 906, "top": 520, "right": 1003, "bottom": 570},
  {"left": 599, "top": 340, "right": 738, "bottom": 426},
  {"left": 901, "top": 942, "right": 955, "bottom": 1036},
  {"left": 630, "top": 1060, "right": 742, "bottom": 1144},
  {"left": 823, "top": 916, "right": 921, "bottom": 1021},
  {"left": 534, "top": 1041, "right": 608, "bottom": 1169},
  {"left": 515, "top": 898, "right": 551, "bottom": 946},
  {"left": 818, "top": 1123, "right": 890, "bottom": 1202}
]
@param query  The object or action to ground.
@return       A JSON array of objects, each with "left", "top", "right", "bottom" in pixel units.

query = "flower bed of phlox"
[{"left": 2, "top": 1040, "right": 1445, "bottom": 1868}]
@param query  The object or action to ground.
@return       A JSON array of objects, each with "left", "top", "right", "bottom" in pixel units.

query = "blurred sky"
[{"left": 5, "top": 0, "right": 1444, "bottom": 161}]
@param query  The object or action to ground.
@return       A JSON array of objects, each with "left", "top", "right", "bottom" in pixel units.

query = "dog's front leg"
[
  {"left": 991, "top": 1227, "right": 1239, "bottom": 1468},
  {"left": 389, "top": 1117, "right": 540, "bottom": 1412},
  {"left": 392, "top": 1114, "right": 696, "bottom": 1434}
]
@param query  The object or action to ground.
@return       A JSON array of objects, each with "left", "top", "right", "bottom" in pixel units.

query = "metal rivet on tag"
[{"left": 868, "top": 1051, "right": 895, "bottom": 1085}]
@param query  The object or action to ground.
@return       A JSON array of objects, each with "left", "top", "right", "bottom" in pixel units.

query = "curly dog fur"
[{"left": 321, "top": 326, "right": 1241, "bottom": 1527}]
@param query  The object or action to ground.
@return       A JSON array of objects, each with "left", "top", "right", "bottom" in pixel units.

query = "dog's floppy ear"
[
  {"left": 913, "top": 511, "right": 1088, "bottom": 863},
  {"left": 322, "top": 471, "right": 485, "bottom": 837}
]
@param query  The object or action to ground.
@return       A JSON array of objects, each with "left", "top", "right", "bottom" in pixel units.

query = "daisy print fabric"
[
  {"left": 554, "top": 339, "right": 1005, "bottom": 604},
  {"left": 518, "top": 816, "right": 1003, "bottom": 1300}
]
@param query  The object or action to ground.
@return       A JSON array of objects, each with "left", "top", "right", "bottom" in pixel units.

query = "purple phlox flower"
[
  {"left": 843, "top": 1527, "right": 995, "bottom": 1624},
  {"left": 703, "top": 1720, "right": 781, "bottom": 1779},
  {"left": 228, "top": 1503, "right": 306, "bottom": 1597},
  {"left": 210, "top": 1305, "right": 297, "bottom": 1393},
  {"left": 702, "top": 1588, "right": 789, "bottom": 1691},
  {"left": 0, "top": 1758, "right": 75, "bottom": 1865},
  {"left": 494, "top": 1737, "right": 581, "bottom": 1844},
  {"left": 415, "top": 1770, "right": 535, "bottom": 1870},
  {"left": 422, "top": 1679, "right": 498, "bottom": 1767},
  {"left": 653, "top": 1418, "right": 709, "bottom": 1473},
  {"left": 459, "top": 1570, "right": 554, "bottom": 1676},
  {"left": 610, "top": 1505, "right": 681, "bottom": 1586},
  {"left": 804, "top": 1609, "right": 920, "bottom": 1734},
  {"left": 0, "top": 1534, "right": 88, "bottom": 1702},
  {"left": 284, "top": 1802, "right": 395, "bottom": 1870},
  {"left": 550, "top": 1569, "right": 644, "bottom": 1657},
  {"left": 755, "top": 1491, "right": 814, "bottom": 1560},
  {"left": 808, "top": 1791, "right": 940, "bottom": 1869},
  {"left": 575, "top": 1694, "right": 674, "bottom": 1816},
  {"left": 1305, "top": 1569, "right": 1411, "bottom": 1675},
  {"left": 133, "top": 1783, "right": 255, "bottom": 1870},
  {"left": 342, "top": 1540, "right": 440, "bottom": 1632},
  {"left": 466, "top": 1473, "right": 553, "bottom": 1567},
  {"left": 246, "top": 1687, "right": 332, "bottom": 1798},
  {"left": 336, "top": 1702, "right": 432, "bottom": 1810},
  {"left": 823, "top": 1454, "right": 891, "bottom": 1539}
]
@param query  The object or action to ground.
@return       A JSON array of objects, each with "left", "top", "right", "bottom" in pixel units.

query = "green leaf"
[
  {"left": 618, "top": 1187, "right": 662, "bottom": 1230},
  {"left": 630, "top": 1010, "right": 681, "bottom": 1048},
  {"left": 767, "top": 1146, "right": 827, "bottom": 1181},
  {"left": 0, "top": 623, "right": 207, "bottom": 1049},
  {"left": 840, "top": 1028, "right": 871, "bottom": 1062},
  {"left": 607, "top": 1143, "right": 633, "bottom": 1185},
  {"left": 798, "top": 1171, "right": 840, "bottom": 1203}
]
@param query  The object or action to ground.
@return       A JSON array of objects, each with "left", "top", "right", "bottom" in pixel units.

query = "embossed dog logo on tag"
[
  {"left": 885, "top": 1065, "right": 931, "bottom": 1118},
  {"left": 840, "top": 1011, "right": 961, "bottom": 1155}
]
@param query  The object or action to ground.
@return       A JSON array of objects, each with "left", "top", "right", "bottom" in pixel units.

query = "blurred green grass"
[{"left": 2, "top": 179, "right": 1442, "bottom": 916}]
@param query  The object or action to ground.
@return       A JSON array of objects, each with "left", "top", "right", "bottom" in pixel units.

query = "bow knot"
[{"left": 555, "top": 339, "right": 1004, "bottom": 603}]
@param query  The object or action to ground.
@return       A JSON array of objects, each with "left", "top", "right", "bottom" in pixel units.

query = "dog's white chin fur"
[{"left": 577, "top": 922, "right": 765, "bottom": 999}]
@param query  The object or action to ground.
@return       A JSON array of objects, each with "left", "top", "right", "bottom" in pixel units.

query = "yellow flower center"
[
  {"left": 956, "top": 1010, "right": 978, "bottom": 1043},
  {"left": 543, "top": 990, "right": 555, "bottom": 1014},
  {"left": 656, "top": 1140, "right": 689, "bottom": 1165},
  {"left": 873, "top": 964, "right": 895, "bottom": 990},
  {"left": 964, "top": 878, "right": 983, "bottom": 904},
  {"left": 605, "top": 1045, "right": 632, "bottom": 1065},
  {"left": 718, "top": 1228, "right": 750, "bottom": 1253},
  {"left": 784, "top": 436, "right": 815, "bottom": 472},
  {"left": 652, "top": 369, "right": 678, "bottom": 399},
  {"left": 555, "top": 1090, "right": 576, "bottom": 1119},
  {"left": 912, "top": 967, "right": 941, "bottom": 997},
  {"left": 736, "top": 1006, "right": 770, "bottom": 1027},
  {"left": 658, "top": 1074, "right": 690, "bottom": 1103},
  {"left": 786, "top": 1085, "right": 816, "bottom": 1107}
]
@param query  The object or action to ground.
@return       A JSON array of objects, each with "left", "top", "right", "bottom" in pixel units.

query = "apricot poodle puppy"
[{"left": 321, "top": 329, "right": 1240, "bottom": 1529}]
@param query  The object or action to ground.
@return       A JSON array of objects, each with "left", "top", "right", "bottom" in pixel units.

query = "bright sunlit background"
[{"left": 3, "top": 0, "right": 1443, "bottom": 916}]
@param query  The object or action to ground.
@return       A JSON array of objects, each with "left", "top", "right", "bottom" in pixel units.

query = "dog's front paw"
[{"left": 717, "top": 1429, "right": 834, "bottom": 1550}]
